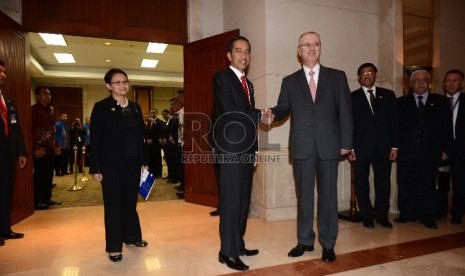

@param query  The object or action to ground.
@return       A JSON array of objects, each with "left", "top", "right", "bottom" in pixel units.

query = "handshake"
[{"left": 260, "top": 107, "right": 275, "bottom": 125}]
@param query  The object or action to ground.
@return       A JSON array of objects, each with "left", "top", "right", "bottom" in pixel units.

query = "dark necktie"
[
  {"left": 0, "top": 94, "right": 8, "bottom": 138},
  {"left": 241, "top": 75, "right": 250, "bottom": 104},
  {"left": 418, "top": 95, "right": 424, "bottom": 112},
  {"left": 367, "top": 89, "right": 375, "bottom": 114}
]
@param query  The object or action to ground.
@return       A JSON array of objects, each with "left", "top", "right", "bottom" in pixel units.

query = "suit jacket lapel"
[
  {"left": 297, "top": 69, "right": 313, "bottom": 102},
  {"left": 227, "top": 68, "right": 250, "bottom": 105}
]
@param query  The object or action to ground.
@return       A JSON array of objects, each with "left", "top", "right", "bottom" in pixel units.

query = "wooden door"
[{"left": 183, "top": 29, "right": 239, "bottom": 207}]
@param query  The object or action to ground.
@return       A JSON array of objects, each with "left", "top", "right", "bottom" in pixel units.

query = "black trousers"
[
  {"left": 0, "top": 154, "right": 14, "bottom": 234},
  {"left": 450, "top": 155, "right": 465, "bottom": 220},
  {"left": 101, "top": 156, "right": 142, "bottom": 252},
  {"left": 353, "top": 157, "right": 392, "bottom": 220},
  {"left": 148, "top": 144, "right": 162, "bottom": 177},
  {"left": 33, "top": 155, "right": 54, "bottom": 205},
  {"left": 218, "top": 158, "right": 253, "bottom": 257},
  {"left": 397, "top": 160, "right": 438, "bottom": 222}
]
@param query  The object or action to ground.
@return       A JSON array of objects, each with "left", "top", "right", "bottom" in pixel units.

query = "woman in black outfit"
[{"left": 90, "top": 68, "right": 148, "bottom": 262}]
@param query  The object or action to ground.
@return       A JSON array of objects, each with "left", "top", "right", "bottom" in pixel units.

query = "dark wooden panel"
[
  {"left": 22, "top": 0, "right": 110, "bottom": 38},
  {"left": 183, "top": 29, "right": 240, "bottom": 207},
  {"left": 134, "top": 86, "right": 152, "bottom": 115},
  {"left": 22, "top": 0, "right": 187, "bottom": 44},
  {"left": 0, "top": 11, "right": 34, "bottom": 224},
  {"left": 114, "top": 0, "right": 187, "bottom": 44},
  {"left": 48, "top": 87, "right": 83, "bottom": 123}
]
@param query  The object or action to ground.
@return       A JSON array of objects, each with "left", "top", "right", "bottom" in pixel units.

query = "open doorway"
[{"left": 28, "top": 32, "right": 184, "bottom": 208}]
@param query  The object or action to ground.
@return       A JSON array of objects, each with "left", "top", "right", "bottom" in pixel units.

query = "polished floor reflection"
[{"left": 0, "top": 200, "right": 464, "bottom": 275}]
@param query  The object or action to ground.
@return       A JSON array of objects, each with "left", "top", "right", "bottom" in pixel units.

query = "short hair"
[
  {"left": 169, "top": 98, "right": 177, "bottom": 103},
  {"left": 444, "top": 69, "right": 464, "bottom": 80},
  {"left": 177, "top": 89, "right": 184, "bottom": 95},
  {"left": 357, "top": 63, "right": 378, "bottom": 76},
  {"left": 104, "top": 68, "right": 128, "bottom": 84},
  {"left": 0, "top": 59, "right": 4, "bottom": 66},
  {"left": 410, "top": 69, "right": 430, "bottom": 83},
  {"left": 227, "top": 36, "right": 251, "bottom": 53},
  {"left": 162, "top": 109, "right": 170, "bottom": 114},
  {"left": 298, "top": 31, "right": 321, "bottom": 45},
  {"left": 35, "top": 87, "right": 48, "bottom": 96}
]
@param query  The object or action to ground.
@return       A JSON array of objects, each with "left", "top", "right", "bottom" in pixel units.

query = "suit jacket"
[
  {"left": 452, "top": 92, "right": 465, "bottom": 159},
  {"left": 271, "top": 65, "right": 353, "bottom": 160},
  {"left": 351, "top": 86, "right": 399, "bottom": 159},
  {"left": 89, "top": 96, "right": 148, "bottom": 174},
  {"left": 397, "top": 92, "right": 453, "bottom": 163},
  {"left": 213, "top": 68, "right": 260, "bottom": 155},
  {"left": 0, "top": 97, "right": 27, "bottom": 165}
]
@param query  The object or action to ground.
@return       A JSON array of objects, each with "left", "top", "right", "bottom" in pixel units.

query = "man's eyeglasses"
[
  {"left": 110, "top": 80, "right": 130, "bottom": 86},
  {"left": 298, "top": 42, "right": 321, "bottom": 49}
]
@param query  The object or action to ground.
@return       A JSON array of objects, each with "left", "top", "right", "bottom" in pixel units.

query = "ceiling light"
[
  {"left": 39, "top": 33, "right": 67, "bottom": 46},
  {"left": 104, "top": 42, "right": 111, "bottom": 46},
  {"left": 141, "top": 59, "right": 158, "bottom": 68},
  {"left": 146, "top": 43, "right": 167, "bottom": 53},
  {"left": 105, "top": 59, "right": 111, "bottom": 62},
  {"left": 53, "top": 53, "right": 76, "bottom": 63}
]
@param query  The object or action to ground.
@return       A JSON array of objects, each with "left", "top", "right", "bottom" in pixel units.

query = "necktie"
[
  {"left": 309, "top": 71, "right": 316, "bottom": 102},
  {"left": 0, "top": 94, "right": 8, "bottom": 138},
  {"left": 418, "top": 95, "right": 424, "bottom": 112},
  {"left": 241, "top": 75, "right": 250, "bottom": 104},
  {"left": 450, "top": 96, "right": 455, "bottom": 109},
  {"left": 367, "top": 89, "right": 375, "bottom": 114}
]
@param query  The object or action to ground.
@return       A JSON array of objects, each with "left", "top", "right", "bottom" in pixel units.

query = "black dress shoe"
[
  {"left": 288, "top": 243, "right": 314, "bottom": 257},
  {"left": 239, "top": 248, "right": 259, "bottom": 256},
  {"left": 376, "top": 218, "right": 393, "bottom": 228},
  {"left": 363, "top": 219, "right": 374, "bottom": 228},
  {"left": 35, "top": 203, "right": 50, "bottom": 210},
  {"left": 46, "top": 200, "right": 62, "bottom": 205},
  {"left": 0, "top": 238, "right": 4, "bottom": 246},
  {"left": 218, "top": 252, "right": 249, "bottom": 271},
  {"left": 422, "top": 221, "right": 438, "bottom": 229},
  {"left": 451, "top": 218, "right": 462, "bottom": 224},
  {"left": 176, "top": 191, "right": 185, "bottom": 199},
  {"left": 209, "top": 209, "right": 219, "bottom": 216},
  {"left": 109, "top": 253, "right": 123, "bottom": 262},
  {"left": 321, "top": 247, "right": 336, "bottom": 262},
  {"left": 125, "top": 240, "right": 148, "bottom": 247},
  {"left": 2, "top": 232, "right": 24, "bottom": 239}
]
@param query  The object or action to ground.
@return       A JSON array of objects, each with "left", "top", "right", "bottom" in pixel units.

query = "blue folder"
[{"left": 139, "top": 171, "right": 156, "bottom": 200}]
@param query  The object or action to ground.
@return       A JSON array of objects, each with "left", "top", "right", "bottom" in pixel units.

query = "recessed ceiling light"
[
  {"left": 104, "top": 42, "right": 111, "bottom": 46},
  {"left": 141, "top": 59, "right": 158, "bottom": 68},
  {"left": 39, "top": 33, "right": 67, "bottom": 46},
  {"left": 146, "top": 43, "right": 167, "bottom": 53},
  {"left": 105, "top": 59, "right": 111, "bottom": 62},
  {"left": 53, "top": 53, "right": 76, "bottom": 63}
]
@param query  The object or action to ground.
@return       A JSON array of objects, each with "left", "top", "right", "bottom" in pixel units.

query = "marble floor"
[{"left": 0, "top": 200, "right": 464, "bottom": 276}]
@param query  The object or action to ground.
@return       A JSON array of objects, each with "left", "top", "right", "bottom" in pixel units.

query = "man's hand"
[
  {"left": 340, "top": 149, "right": 351, "bottom": 156},
  {"left": 17, "top": 155, "right": 27, "bottom": 169},
  {"left": 347, "top": 150, "right": 356, "bottom": 161},
  {"left": 390, "top": 149, "right": 398, "bottom": 161},
  {"left": 260, "top": 108, "right": 275, "bottom": 125}
]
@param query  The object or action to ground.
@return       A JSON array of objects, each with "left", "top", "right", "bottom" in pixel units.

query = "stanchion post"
[
  {"left": 81, "top": 145, "right": 89, "bottom": 182},
  {"left": 338, "top": 160, "right": 361, "bottom": 222},
  {"left": 69, "top": 145, "right": 83, "bottom": 191}
]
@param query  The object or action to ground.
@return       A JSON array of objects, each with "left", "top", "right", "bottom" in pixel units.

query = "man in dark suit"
[
  {"left": 0, "top": 59, "right": 27, "bottom": 246},
  {"left": 213, "top": 36, "right": 263, "bottom": 271},
  {"left": 443, "top": 69, "right": 465, "bottom": 224},
  {"left": 147, "top": 109, "right": 163, "bottom": 178},
  {"left": 266, "top": 31, "right": 353, "bottom": 263},
  {"left": 348, "top": 63, "right": 399, "bottom": 229},
  {"left": 396, "top": 69, "right": 453, "bottom": 229}
]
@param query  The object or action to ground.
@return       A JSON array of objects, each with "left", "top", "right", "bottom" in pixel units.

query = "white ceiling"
[{"left": 28, "top": 33, "right": 184, "bottom": 87}]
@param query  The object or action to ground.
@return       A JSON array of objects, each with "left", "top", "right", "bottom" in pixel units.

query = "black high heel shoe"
[
  {"left": 109, "top": 253, "right": 123, "bottom": 262},
  {"left": 125, "top": 240, "right": 148, "bottom": 247}
]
